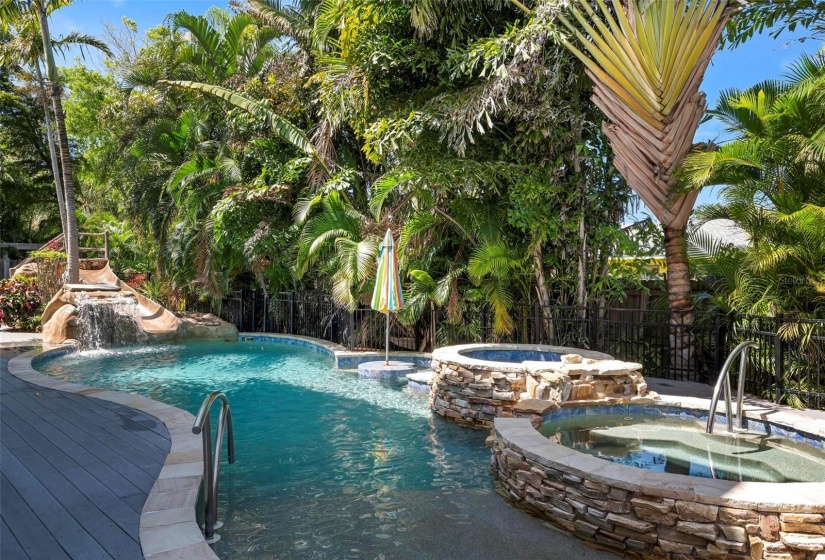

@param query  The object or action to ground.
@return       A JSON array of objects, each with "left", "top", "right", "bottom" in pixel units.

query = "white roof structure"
[{"left": 690, "top": 218, "right": 751, "bottom": 249}]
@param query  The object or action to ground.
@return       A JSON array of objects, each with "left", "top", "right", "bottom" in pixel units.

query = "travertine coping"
[
  {"left": 495, "top": 403, "right": 825, "bottom": 511},
  {"left": 8, "top": 345, "right": 219, "bottom": 560},
  {"left": 432, "top": 343, "right": 613, "bottom": 373}
]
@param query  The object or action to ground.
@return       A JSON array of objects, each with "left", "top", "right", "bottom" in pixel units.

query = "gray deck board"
[
  {"left": 4, "top": 389, "right": 166, "bottom": 476},
  {"left": 1, "top": 516, "right": 30, "bottom": 560},
  {"left": 0, "top": 346, "right": 172, "bottom": 560},
  {"left": 1, "top": 474, "right": 71, "bottom": 560}
]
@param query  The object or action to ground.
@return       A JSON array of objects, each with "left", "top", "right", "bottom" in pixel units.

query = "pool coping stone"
[
  {"left": 432, "top": 343, "right": 613, "bottom": 373},
  {"left": 7, "top": 344, "right": 219, "bottom": 560}
]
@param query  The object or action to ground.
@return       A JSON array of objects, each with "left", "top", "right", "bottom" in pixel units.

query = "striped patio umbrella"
[{"left": 371, "top": 229, "right": 404, "bottom": 364}]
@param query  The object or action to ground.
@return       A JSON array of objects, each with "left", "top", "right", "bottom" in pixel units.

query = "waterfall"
[{"left": 74, "top": 292, "right": 147, "bottom": 350}]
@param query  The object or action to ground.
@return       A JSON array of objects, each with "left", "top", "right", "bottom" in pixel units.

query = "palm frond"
[{"left": 158, "top": 80, "right": 318, "bottom": 158}]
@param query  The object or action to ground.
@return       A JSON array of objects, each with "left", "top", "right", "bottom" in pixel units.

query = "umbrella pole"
[{"left": 385, "top": 313, "right": 391, "bottom": 365}]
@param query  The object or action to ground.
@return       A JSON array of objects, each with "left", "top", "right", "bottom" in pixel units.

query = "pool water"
[
  {"left": 460, "top": 349, "right": 561, "bottom": 363},
  {"left": 38, "top": 341, "right": 593, "bottom": 560},
  {"left": 539, "top": 414, "right": 825, "bottom": 483}
]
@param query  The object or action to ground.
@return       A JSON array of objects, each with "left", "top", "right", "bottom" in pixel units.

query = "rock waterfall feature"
[{"left": 41, "top": 259, "right": 237, "bottom": 347}]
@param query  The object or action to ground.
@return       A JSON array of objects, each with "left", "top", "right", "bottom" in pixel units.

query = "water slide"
[
  {"left": 40, "top": 261, "right": 179, "bottom": 343},
  {"left": 76, "top": 263, "right": 179, "bottom": 335}
]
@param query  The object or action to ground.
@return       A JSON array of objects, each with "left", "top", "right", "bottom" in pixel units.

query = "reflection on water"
[{"left": 38, "top": 342, "right": 499, "bottom": 559}]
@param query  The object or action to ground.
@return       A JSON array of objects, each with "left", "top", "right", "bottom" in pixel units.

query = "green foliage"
[
  {"left": 684, "top": 50, "right": 825, "bottom": 316},
  {"left": 158, "top": 80, "right": 318, "bottom": 158},
  {"left": 0, "top": 276, "right": 42, "bottom": 331},
  {"left": 15, "top": 1, "right": 648, "bottom": 331},
  {"left": 29, "top": 249, "right": 66, "bottom": 260},
  {"left": 724, "top": 0, "right": 825, "bottom": 48},
  {"left": 0, "top": 64, "right": 62, "bottom": 243}
]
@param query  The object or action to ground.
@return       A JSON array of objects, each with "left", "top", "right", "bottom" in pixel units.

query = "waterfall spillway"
[{"left": 74, "top": 292, "right": 147, "bottom": 350}]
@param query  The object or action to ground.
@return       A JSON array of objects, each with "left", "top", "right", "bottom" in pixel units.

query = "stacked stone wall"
[
  {"left": 430, "top": 359, "right": 522, "bottom": 428},
  {"left": 430, "top": 349, "right": 657, "bottom": 429},
  {"left": 491, "top": 430, "right": 825, "bottom": 560}
]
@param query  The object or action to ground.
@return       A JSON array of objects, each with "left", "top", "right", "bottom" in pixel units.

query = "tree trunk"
[
  {"left": 577, "top": 212, "right": 587, "bottom": 315},
  {"left": 37, "top": 3, "right": 79, "bottom": 283},
  {"left": 50, "top": 84, "right": 80, "bottom": 283},
  {"left": 35, "top": 61, "right": 67, "bottom": 245},
  {"left": 532, "top": 240, "right": 554, "bottom": 343},
  {"left": 664, "top": 224, "right": 694, "bottom": 379}
]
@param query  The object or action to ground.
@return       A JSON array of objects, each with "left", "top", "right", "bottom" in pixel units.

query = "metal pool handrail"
[
  {"left": 706, "top": 340, "right": 759, "bottom": 434},
  {"left": 193, "top": 391, "right": 235, "bottom": 543}
]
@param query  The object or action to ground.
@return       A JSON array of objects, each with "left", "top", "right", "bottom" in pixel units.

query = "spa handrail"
[
  {"left": 193, "top": 391, "right": 235, "bottom": 543},
  {"left": 706, "top": 340, "right": 759, "bottom": 434}
]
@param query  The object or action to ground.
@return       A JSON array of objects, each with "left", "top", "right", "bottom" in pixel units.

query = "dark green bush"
[{"left": 0, "top": 275, "right": 42, "bottom": 331}]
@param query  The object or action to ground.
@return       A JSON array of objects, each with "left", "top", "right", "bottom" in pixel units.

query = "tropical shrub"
[
  {"left": 0, "top": 276, "right": 42, "bottom": 331},
  {"left": 684, "top": 51, "right": 825, "bottom": 316},
  {"left": 140, "top": 278, "right": 182, "bottom": 311},
  {"left": 123, "top": 271, "right": 148, "bottom": 290},
  {"left": 29, "top": 249, "right": 66, "bottom": 303}
]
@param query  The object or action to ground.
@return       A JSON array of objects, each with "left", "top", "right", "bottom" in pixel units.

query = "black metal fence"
[{"left": 186, "top": 291, "right": 825, "bottom": 410}]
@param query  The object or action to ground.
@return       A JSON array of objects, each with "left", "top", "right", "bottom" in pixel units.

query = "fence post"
[
  {"left": 430, "top": 302, "right": 437, "bottom": 351},
  {"left": 713, "top": 310, "right": 724, "bottom": 382},
  {"left": 103, "top": 230, "right": 109, "bottom": 260},
  {"left": 348, "top": 311, "right": 355, "bottom": 351},
  {"left": 774, "top": 313, "right": 784, "bottom": 404},
  {"left": 251, "top": 289, "right": 257, "bottom": 332},
  {"left": 289, "top": 292, "right": 295, "bottom": 335},
  {"left": 262, "top": 294, "right": 267, "bottom": 333},
  {"left": 533, "top": 301, "right": 540, "bottom": 344},
  {"left": 481, "top": 307, "right": 488, "bottom": 344},
  {"left": 589, "top": 303, "right": 598, "bottom": 350}
]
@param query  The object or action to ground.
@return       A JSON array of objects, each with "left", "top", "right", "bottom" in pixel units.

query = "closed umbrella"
[{"left": 371, "top": 229, "right": 404, "bottom": 364}]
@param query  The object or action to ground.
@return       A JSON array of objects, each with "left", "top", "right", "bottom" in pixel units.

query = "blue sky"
[{"left": 51, "top": 1, "right": 822, "bottom": 213}]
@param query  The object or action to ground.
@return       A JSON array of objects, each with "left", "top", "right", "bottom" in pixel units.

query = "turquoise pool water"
[
  {"left": 539, "top": 414, "right": 825, "bottom": 483},
  {"left": 37, "top": 341, "right": 594, "bottom": 560}
]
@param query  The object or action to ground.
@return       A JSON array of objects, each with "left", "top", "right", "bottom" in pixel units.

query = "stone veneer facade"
[
  {"left": 491, "top": 416, "right": 825, "bottom": 560},
  {"left": 430, "top": 344, "right": 656, "bottom": 429}
]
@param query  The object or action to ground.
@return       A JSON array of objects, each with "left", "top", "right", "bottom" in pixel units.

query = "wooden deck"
[{"left": 0, "top": 346, "right": 171, "bottom": 560}]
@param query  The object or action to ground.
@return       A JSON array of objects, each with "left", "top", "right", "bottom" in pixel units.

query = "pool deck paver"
[
  {"left": 0, "top": 341, "right": 218, "bottom": 560},
  {"left": 0, "top": 346, "right": 168, "bottom": 559}
]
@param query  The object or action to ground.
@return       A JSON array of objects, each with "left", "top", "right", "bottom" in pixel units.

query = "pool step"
[{"left": 406, "top": 371, "right": 433, "bottom": 394}]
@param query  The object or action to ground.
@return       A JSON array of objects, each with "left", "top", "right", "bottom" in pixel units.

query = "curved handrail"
[
  {"left": 706, "top": 340, "right": 759, "bottom": 434},
  {"left": 193, "top": 391, "right": 235, "bottom": 543}
]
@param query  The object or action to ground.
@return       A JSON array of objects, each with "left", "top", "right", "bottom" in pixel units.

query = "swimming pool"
[{"left": 37, "top": 341, "right": 602, "bottom": 560}]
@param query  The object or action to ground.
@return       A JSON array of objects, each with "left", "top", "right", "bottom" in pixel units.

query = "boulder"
[
  {"left": 176, "top": 312, "right": 239, "bottom": 341},
  {"left": 535, "top": 376, "right": 572, "bottom": 402},
  {"left": 41, "top": 304, "right": 77, "bottom": 344},
  {"left": 11, "top": 262, "right": 38, "bottom": 277},
  {"left": 526, "top": 374, "right": 539, "bottom": 397},
  {"left": 561, "top": 353, "right": 583, "bottom": 364},
  {"left": 514, "top": 398, "right": 560, "bottom": 415}
]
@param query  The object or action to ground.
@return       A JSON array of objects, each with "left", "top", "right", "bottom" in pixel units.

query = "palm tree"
[
  {"left": 558, "top": 0, "right": 737, "bottom": 372},
  {"left": 684, "top": 51, "right": 825, "bottom": 315},
  {"left": 169, "top": 9, "right": 280, "bottom": 86},
  {"left": 35, "top": 0, "right": 80, "bottom": 281},
  {"left": 295, "top": 190, "right": 379, "bottom": 308},
  {"left": 1, "top": 0, "right": 110, "bottom": 281},
  {"left": 683, "top": 52, "right": 825, "bottom": 213}
]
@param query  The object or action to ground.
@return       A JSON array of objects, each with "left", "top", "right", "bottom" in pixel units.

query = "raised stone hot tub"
[
  {"left": 430, "top": 343, "right": 658, "bottom": 428},
  {"left": 491, "top": 400, "right": 825, "bottom": 560}
]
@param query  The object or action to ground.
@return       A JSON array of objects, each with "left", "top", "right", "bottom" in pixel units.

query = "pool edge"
[
  {"left": 7, "top": 345, "right": 219, "bottom": 560},
  {"left": 237, "top": 332, "right": 432, "bottom": 368}
]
